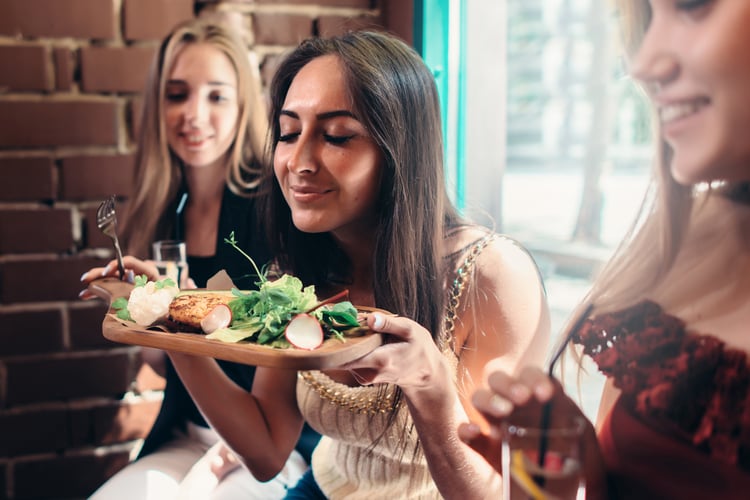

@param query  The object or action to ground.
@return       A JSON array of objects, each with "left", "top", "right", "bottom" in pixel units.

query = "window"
[{"left": 417, "top": 0, "right": 653, "bottom": 418}]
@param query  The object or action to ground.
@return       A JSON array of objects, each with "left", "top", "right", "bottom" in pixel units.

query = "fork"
[{"left": 96, "top": 195, "right": 127, "bottom": 281}]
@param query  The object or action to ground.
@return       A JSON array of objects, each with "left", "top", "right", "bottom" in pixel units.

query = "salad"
[{"left": 207, "top": 232, "right": 361, "bottom": 349}]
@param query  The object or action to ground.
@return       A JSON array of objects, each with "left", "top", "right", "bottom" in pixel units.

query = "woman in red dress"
[{"left": 460, "top": 1, "right": 750, "bottom": 498}]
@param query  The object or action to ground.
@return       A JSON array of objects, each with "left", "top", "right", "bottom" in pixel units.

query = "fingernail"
[
  {"left": 126, "top": 270, "right": 135, "bottom": 283},
  {"left": 534, "top": 383, "right": 552, "bottom": 400},
  {"left": 80, "top": 272, "right": 88, "bottom": 282},
  {"left": 489, "top": 394, "right": 512, "bottom": 416},
  {"left": 462, "top": 423, "right": 481, "bottom": 439},
  {"left": 372, "top": 313, "right": 384, "bottom": 330},
  {"left": 101, "top": 264, "right": 110, "bottom": 276},
  {"left": 78, "top": 290, "right": 88, "bottom": 299},
  {"left": 509, "top": 384, "right": 531, "bottom": 403}
]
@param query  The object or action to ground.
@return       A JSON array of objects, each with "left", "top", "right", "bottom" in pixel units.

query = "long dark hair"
[{"left": 262, "top": 31, "right": 461, "bottom": 343}]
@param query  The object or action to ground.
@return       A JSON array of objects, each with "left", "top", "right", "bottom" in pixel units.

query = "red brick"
[
  {"left": 13, "top": 451, "right": 129, "bottom": 499},
  {"left": 82, "top": 206, "right": 112, "bottom": 250},
  {"left": 92, "top": 397, "right": 161, "bottom": 444},
  {"left": 0, "top": 157, "right": 56, "bottom": 201},
  {"left": 124, "top": 0, "right": 195, "bottom": 41},
  {"left": 382, "top": 0, "right": 413, "bottom": 46},
  {"left": 128, "top": 96, "right": 144, "bottom": 141},
  {"left": 256, "top": 0, "right": 373, "bottom": 5},
  {"left": 5, "top": 351, "right": 138, "bottom": 405},
  {"left": 0, "top": 101, "right": 118, "bottom": 148},
  {"left": 317, "top": 14, "right": 383, "bottom": 37},
  {"left": 253, "top": 13, "right": 313, "bottom": 45},
  {"left": 80, "top": 46, "right": 156, "bottom": 93},
  {"left": 69, "top": 301, "right": 117, "bottom": 350},
  {"left": 0, "top": 256, "right": 109, "bottom": 304},
  {"left": 0, "top": 408, "right": 68, "bottom": 456},
  {"left": 0, "top": 207, "right": 75, "bottom": 254},
  {"left": 0, "top": 45, "right": 49, "bottom": 92},
  {"left": 0, "top": 308, "right": 63, "bottom": 356},
  {"left": 53, "top": 47, "right": 75, "bottom": 91},
  {"left": 0, "top": 0, "right": 116, "bottom": 39},
  {"left": 60, "top": 154, "right": 136, "bottom": 201},
  {"left": 198, "top": 8, "right": 250, "bottom": 41},
  {"left": 66, "top": 395, "right": 159, "bottom": 447}
]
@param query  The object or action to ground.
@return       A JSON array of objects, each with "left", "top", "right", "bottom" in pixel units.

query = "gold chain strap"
[
  {"left": 299, "top": 371, "right": 398, "bottom": 415},
  {"left": 301, "top": 234, "right": 495, "bottom": 415},
  {"left": 444, "top": 235, "right": 495, "bottom": 337}
]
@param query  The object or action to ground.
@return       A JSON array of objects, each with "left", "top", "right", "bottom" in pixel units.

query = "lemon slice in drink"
[{"left": 510, "top": 450, "right": 549, "bottom": 500}]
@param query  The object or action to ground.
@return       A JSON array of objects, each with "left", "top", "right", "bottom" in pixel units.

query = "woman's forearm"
[
  {"left": 404, "top": 369, "right": 501, "bottom": 499},
  {"left": 167, "top": 352, "right": 301, "bottom": 481}
]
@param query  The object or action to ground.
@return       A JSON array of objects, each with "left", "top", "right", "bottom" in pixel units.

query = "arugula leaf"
[
  {"left": 222, "top": 232, "right": 359, "bottom": 348},
  {"left": 321, "top": 301, "right": 360, "bottom": 328},
  {"left": 155, "top": 278, "right": 176, "bottom": 289}
]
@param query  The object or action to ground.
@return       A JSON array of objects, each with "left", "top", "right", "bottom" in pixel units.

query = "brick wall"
[{"left": 0, "top": 0, "right": 410, "bottom": 498}]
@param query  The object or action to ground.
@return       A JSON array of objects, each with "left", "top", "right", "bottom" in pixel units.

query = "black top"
[{"left": 138, "top": 189, "right": 320, "bottom": 464}]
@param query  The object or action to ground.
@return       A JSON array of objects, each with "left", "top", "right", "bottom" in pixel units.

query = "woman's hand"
[
  {"left": 458, "top": 366, "right": 608, "bottom": 498},
  {"left": 340, "top": 312, "right": 450, "bottom": 395},
  {"left": 78, "top": 256, "right": 159, "bottom": 299},
  {"left": 207, "top": 441, "right": 242, "bottom": 481},
  {"left": 457, "top": 366, "right": 567, "bottom": 471}
]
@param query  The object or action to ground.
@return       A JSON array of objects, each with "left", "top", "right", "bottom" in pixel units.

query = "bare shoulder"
[
  {"left": 448, "top": 226, "right": 551, "bottom": 376},
  {"left": 447, "top": 226, "right": 543, "bottom": 290}
]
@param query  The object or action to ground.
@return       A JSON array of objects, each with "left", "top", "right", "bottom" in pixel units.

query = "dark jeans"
[{"left": 284, "top": 469, "right": 327, "bottom": 499}]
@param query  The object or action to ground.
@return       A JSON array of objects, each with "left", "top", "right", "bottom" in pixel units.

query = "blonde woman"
[
  {"left": 81, "top": 19, "right": 318, "bottom": 499},
  {"left": 461, "top": 1, "right": 750, "bottom": 498}
]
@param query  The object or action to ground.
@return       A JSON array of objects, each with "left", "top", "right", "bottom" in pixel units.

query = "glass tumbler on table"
[
  {"left": 501, "top": 415, "right": 585, "bottom": 500},
  {"left": 152, "top": 240, "right": 189, "bottom": 288}
]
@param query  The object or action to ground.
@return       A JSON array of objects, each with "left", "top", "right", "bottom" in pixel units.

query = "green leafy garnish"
[
  {"left": 208, "top": 232, "right": 359, "bottom": 347},
  {"left": 112, "top": 297, "right": 132, "bottom": 321},
  {"left": 133, "top": 274, "right": 176, "bottom": 289},
  {"left": 224, "top": 231, "right": 267, "bottom": 285}
]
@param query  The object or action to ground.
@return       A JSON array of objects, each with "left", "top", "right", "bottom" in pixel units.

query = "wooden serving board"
[{"left": 88, "top": 278, "right": 383, "bottom": 370}]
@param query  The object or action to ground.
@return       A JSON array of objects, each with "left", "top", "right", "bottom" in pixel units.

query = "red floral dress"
[{"left": 573, "top": 301, "right": 750, "bottom": 498}]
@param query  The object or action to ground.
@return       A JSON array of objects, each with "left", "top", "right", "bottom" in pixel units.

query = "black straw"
[
  {"left": 536, "top": 302, "right": 594, "bottom": 486},
  {"left": 174, "top": 192, "right": 188, "bottom": 241}
]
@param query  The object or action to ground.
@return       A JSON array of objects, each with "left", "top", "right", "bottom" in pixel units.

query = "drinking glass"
[
  {"left": 152, "top": 240, "right": 189, "bottom": 288},
  {"left": 501, "top": 415, "right": 585, "bottom": 500}
]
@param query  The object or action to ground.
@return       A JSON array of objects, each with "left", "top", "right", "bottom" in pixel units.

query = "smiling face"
[
  {"left": 630, "top": 0, "right": 750, "bottom": 185},
  {"left": 163, "top": 43, "right": 239, "bottom": 171},
  {"left": 273, "top": 55, "right": 384, "bottom": 240}
]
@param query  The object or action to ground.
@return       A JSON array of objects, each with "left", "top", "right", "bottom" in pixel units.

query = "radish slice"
[
  {"left": 201, "top": 304, "right": 233, "bottom": 334},
  {"left": 285, "top": 314, "right": 324, "bottom": 350}
]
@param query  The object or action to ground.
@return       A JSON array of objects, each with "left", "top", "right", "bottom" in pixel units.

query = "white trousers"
[{"left": 89, "top": 423, "right": 307, "bottom": 500}]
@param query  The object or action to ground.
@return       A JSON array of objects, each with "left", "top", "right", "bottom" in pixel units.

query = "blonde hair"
[
  {"left": 122, "top": 18, "right": 268, "bottom": 257},
  {"left": 562, "top": 0, "right": 748, "bottom": 346}
]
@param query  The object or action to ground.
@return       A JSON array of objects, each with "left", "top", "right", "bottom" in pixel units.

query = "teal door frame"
[{"left": 414, "top": 0, "right": 466, "bottom": 210}]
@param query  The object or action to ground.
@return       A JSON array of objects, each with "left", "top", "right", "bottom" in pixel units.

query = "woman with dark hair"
[
  {"left": 460, "top": 1, "right": 750, "bottom": 498},
  {"left": 168, "top": 30, "right": 550, "bottom": 499}
]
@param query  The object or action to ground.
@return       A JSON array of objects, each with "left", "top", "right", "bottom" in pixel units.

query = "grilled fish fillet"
[{"left": 167, "top": 292, "right": 233, "bottom": 332}]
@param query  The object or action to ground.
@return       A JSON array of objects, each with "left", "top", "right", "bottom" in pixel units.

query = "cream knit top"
[
  {"left": 296, "top": 368, "right": 449, "bottom": 500},
  {"left": 296, "top": 234, "right": 493, "bottom": 499}
]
